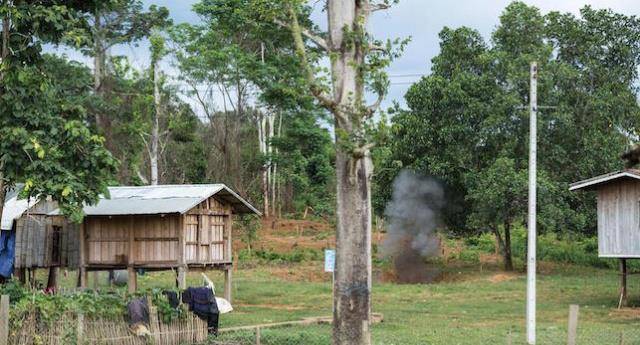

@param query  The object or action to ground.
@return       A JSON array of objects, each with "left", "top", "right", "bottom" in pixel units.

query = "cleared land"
[
  {"left": 44, "top": 260, "right": 639, "bottom": 344},
  {"left": 40, "top": 221, "right": 640, "bottom": 344}
]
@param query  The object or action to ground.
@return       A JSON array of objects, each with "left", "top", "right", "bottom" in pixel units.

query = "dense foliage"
[
  {"left": 374, "top": 2, "right": 640, "bottom": 269},
  {"left": 0, "top": 2, "right": 118, "bottom": 220}
]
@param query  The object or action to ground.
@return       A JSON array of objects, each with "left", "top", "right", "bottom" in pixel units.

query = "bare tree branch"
[
  {"left": 274, "top": 18, "right": 329, "bottom": 51},
  {"left": 287, "top": 7, "right": 339, "bottom": 116},
  {"left": 370, "top": 2, "right": 392, "bottom": 12},
  {"left": 365, "top": 91, "right": 385, "bottom": 117},
  {"left": 353, "top": 143, "right": 375, "bottom": 158},
  {"left": 369, "top": 43, "right": 386, "bottom": 52}
]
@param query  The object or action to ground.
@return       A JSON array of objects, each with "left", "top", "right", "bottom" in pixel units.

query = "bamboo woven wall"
[{"left": 13, "top": 200, "right": 79, "bottom": 269}]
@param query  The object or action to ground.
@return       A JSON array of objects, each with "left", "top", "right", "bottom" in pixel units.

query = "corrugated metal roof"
[
  {"left": 49, "top": 184, "right": 261, "bottom": 216},
  {"left": 1, "top": 185, "right": 37, "bottom": 231},
  {"left": 570, "top": 169, "right": 640, "bottom": 191}
]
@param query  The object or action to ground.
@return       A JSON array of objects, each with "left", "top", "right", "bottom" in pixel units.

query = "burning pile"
[{"left": 382, "top": 170, "right": 444, "bottom": 283}]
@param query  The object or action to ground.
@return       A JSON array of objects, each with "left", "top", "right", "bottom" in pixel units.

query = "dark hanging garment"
[
  {"left": 0, "top": 230, "right": 16, "bottom": 279},
  {"left": 127, "top": 297, "right": 150, "bottom": 326},
  {"left": 181, "top": 288, "right": 192, "bottom": 304},
  {"left": 182, "top": 287, "right": 220, "bottom": 335},
  {"left": 163, "top": 290, "right": 180, "bottom": 309}
]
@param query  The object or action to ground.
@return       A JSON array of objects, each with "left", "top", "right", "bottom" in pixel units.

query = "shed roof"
[
  {"left": 1, "top": 185, "right": 38, "bottom": 231},
  {"left": 569, "top": 169, "right": 640, "bottom": 191},
  {"left": 49, "top": 184, "right": 261, "bottom": 217}
]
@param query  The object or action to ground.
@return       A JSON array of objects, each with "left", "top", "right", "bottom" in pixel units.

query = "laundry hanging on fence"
[
  {"left": 163, "top": 290, "right": 180, "bottom": 309},
  {"left": 0, "top": 229, "right": 16, "bottom": 279},
  {"left": 182, "top": 287, "right": 220, "bottom": 335},
  {"left": 127, "top": 297, "right": 151, "bottom": 337}
]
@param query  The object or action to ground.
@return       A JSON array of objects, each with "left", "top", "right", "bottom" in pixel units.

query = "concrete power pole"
[{"left": 527, "top": 61, "right": 538, "bottom": 345}]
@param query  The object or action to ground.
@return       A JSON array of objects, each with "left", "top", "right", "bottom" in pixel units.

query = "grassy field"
[{"left": 48, "top": 259, "right": 640, "bottom": 345}]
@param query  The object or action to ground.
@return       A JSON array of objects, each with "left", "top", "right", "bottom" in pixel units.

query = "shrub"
[
  {"left": 457, "top": 249, "right": 481, "bottom": 264},
  {"left": 464, "top": 232, "right": 496, "bottom": 253},
  {"left": 239, "top": 248, "right": 323, "bottom": 264}
]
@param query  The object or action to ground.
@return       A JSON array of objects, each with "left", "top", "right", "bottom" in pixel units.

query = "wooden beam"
[
  {"left": 134, "top": 237, "right": 179, "bottom": 242},
  {"left": 128, "top": 267, "right": 137, "bottom": 293},
  {"left": 224, "top": 268, "right": 232, "bottom": 303},
  {"left": 78, "top": 220, "right": 87, "bottom": 288},
  {"left": 128, "top": 217, "right": 136, "bottom": 293},
  {"left": 177, "top": 266, "right": 186, "bottom": 289},
  {"left": 186, "top": 209, "right": 230, "bottom": 216},
  {"left": 619, "top": 258, "right": 628, "bottom": 308},
  {"left": 0, "top": 295, "right": 8, "bottom": 345},
  {"left": 218, "top": 313, "right": 384, "bottom": 333},
  {"left": 46, "top": 267, "right": 59, "bottom": 291},
  {"left": 86, "top": 238, "right": 128, "bottom": 242},
  {"left": 225, "top": 215, "right": 232, "bottom": 262},
  {"left": 567, "top": 304, "right": 579, "bottom": 345}
]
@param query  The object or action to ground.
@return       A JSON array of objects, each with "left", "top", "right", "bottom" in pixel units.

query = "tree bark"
[
  {"left": 328, "top": 2, "right": 372, "bottom": 344},
  {"left": 271, "top": 113, "right": 282, "bottom": 216},
  {"left": 46, "top": 267, "right": 58, "bottom": 290},
  {"left": 288, "top": 1, "right": 374, "bottom": 343},
  {"left": 334, "top": 149, "right": 373, "bottom": 345},
  {"left": 93, "top": 11, "right": 105, "bottom": 128},
  {"left": 0, "top": 1, "right": 9, "bottom": 225},
  {"left": 258, "top": 114, "right": 269, "bottom": 217},
  {"left": 150, "top": 58, "right": 160, "bottom": 185},
  {"left": 503, "top": 221, "right": 514, "bottom": 271}
]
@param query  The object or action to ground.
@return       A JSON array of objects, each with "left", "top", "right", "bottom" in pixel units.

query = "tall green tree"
[
  {"left": 179, "top": 1, "right": 405, "bottom": 343},
  {"left": 0, "top": 2, "right": 117, "bottom": 220},
  {"left": 377, "top": 2, "right": 640, "bottom": 269},
  {"left": 170, "top": 0, "right": 334, "bottom": 217}
]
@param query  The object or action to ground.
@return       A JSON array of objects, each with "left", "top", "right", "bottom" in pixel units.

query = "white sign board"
[{"left": 324, "top": 249, "right": 335, "bottom": 273}]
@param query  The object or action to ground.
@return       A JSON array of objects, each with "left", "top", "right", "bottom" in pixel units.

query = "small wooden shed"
[
  {"left": 49, "top": 184, "right": 260, "bottom": 301},
  {"left": 570, "top": 169, "right": 640, "bottom": 307},
  {"left": 1, "top": 187, "right": 79, "bottom": 285}
]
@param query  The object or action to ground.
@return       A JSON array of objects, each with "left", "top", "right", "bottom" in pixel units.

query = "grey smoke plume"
[{"left": 383, "top": 170, "right": 445, "bottom": 282}]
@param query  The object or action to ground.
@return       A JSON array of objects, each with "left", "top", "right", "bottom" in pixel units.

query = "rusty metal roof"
[
  {"left": 569, "top": 169, "right": 640, "bottom": 191},
  {"left": 49, "top": 184, "right": 261, "bottom": 217}
]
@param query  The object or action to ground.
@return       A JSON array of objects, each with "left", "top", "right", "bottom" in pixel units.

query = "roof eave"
[
  {"left": 569, "top": 171, "right": 640, "bottom": 191},
  {"left": 176, "top": 185, "right": 261, "bottom": 216}
]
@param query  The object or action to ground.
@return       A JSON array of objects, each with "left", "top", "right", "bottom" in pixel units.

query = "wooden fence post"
[
  {"left": 77, "top": 313, "right": 84, "bottom": 345},
  {"left": 0, "top": 295, "right": 9, "bottom": 345},
  {"left": 255, "top": 326, "right": 261, "bottom": 345},
  {"left": 567, "top": 304, "right": 579, "bottom": 345},
  {"left": 224, "top": 268, "right": 232, "bottom": 303}
]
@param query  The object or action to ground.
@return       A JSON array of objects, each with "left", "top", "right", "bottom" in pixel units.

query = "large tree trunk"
[
  {"left": 150, "top": 59, "right": 161, "bottom": 185},
  {"left": 0, "top": 2, "right": 9, "bottom": 225},
  {"left": 334, "top": 150, "right": 373, "bottom": 345},
  {"left": 93, "top": 12, "right": 105, "bottom": 127},
  {"left": 329, "top": 2, "right": 372, "bottom": 344},
  {"left": 258, "top": 115, "right": 269, "bottom": 217},
  {"left": 503, "top": 221, "right": 514, "bottom": 271}
]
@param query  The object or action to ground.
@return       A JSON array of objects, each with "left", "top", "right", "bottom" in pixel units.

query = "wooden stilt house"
[
  {"left": 571, "top": 169, "right": 640, "bottom": 307},
  {"left": 49, "top": 184, "right": 260, "bottom": 301}
]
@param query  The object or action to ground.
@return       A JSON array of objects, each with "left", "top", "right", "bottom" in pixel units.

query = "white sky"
[{"left": 50, "top": 0, "right": 640, "bottom": 117}]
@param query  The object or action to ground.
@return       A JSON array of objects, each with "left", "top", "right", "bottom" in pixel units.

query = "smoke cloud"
[{"left": 383, "top": 170, "right": 445, "bottom": 283}]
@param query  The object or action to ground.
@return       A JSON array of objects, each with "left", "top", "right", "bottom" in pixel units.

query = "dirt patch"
[
  {"left": 268, "top": 264, "right": 329, "bottom": 283},
  {"left": 609, "top": 308, "right": 640, "bottom": 320},
  {"left": 488, "top": 273, "right": 518, "bottom": 283}
]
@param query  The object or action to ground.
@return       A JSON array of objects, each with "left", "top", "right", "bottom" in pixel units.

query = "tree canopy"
[{"left": 376, "top": 2, "right": 640, "bottom": 246}]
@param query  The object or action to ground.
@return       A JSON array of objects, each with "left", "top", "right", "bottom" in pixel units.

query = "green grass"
[{"left": 32, "top": 261, "right": 640, "bottom": 344}]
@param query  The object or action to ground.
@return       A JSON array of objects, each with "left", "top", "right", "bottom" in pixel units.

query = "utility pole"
[{"left": 526, "top": 61, "right": 538, "bottom": 345}]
